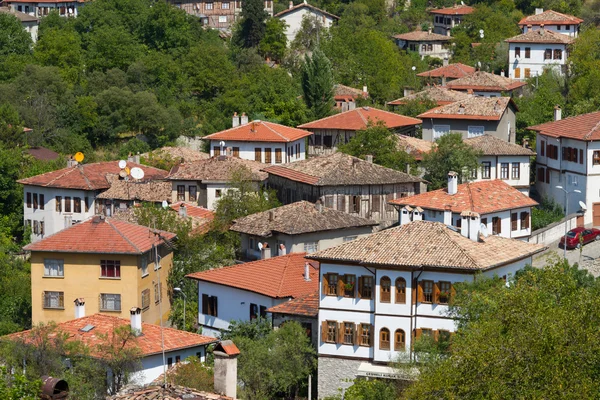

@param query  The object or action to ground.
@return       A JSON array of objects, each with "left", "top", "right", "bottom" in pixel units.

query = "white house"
[
  {"left": 5, "top": 0, "right": 83, "bottom": 17},
  {"left": 165, "top": 155, "right": 268, "bottom": 210},
  {"left": 306, "top": 220, "right": 545, "bottom": 398},
  {"left": 0, "top": 6, "right": 38, "bottom": 42},
  {"left": 529, "top": 108, "right": 600, "bottom": 227},
  {"left": 393, "top": 29, "right": 453, "bottom": 60},
  {"left": 430, "top": 4, "right": 474, "bottom": 36},
  {"left": 518, "top": 9, "right": 582, "bottom": 38},
  {"left": 445, "top": 71, "right": 527, "bottom": 97},
  {"left": 204, "top": 115, "right": 313, "bottom": 164},
  {"left": 17, "top": 161, "right": 168, "bottom": 242},
  {"left": 230, "top": 200, "right": 377, "bottom": 261},
  {"left": 505, "top": 28, "right": 573, "bottom": 79},
  {"left": 274, "top": 1, "right": 339, "bottom": 45},
  {"left": 390, "top": 173, "right": 538, "bottom": 239},
  {"left": 186, "top": 253, "right": 319, "bottom": 337}
]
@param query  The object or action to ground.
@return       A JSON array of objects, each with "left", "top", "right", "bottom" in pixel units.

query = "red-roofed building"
[
  {"left": 390, "top": 173, "right": 537, "bottom": 239},
  {"left": 430, "top": 4, "right": 474, "bottom": 35},
  {"left": 186, "top": 253, "right": 319, "bottom": 337},
  {"left": 18, "top": 160, "right": 168, "bottom": 242},
  {"left": 393, "top": 28, "right": 453, "bottom": 60},
  {"left": 519, "top": 9, "right": 582, "bottom": 37},
  {"left": 23, "top": 216, "right": 176, "bottom": 326},
  {"left": 204, "top": 116, "right": 313, "bottom": 164},
  {"left": 7, "top": 310, "right": 218, "bottom": 386},
  {"left": 298, "top": 107, "right": 422, "bottom": 156},
  {"left": 416, "top": 62, "right": 476, "bottom": 85},
  {"left": 268, "top": 291, "right": 319, "bottom": 348}
]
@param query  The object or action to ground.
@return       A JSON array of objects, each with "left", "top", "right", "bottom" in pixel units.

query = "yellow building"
[{"left": 24, "top": 216, "right": 176, "bottom": 325}]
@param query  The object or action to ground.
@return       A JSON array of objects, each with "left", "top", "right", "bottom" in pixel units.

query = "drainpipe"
[{"left": 410, "top": 265, "right": 425, "bottom": 362}]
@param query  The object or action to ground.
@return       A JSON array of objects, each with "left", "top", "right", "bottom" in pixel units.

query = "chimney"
[
  {"left": 268, "top": 210, "right": 274, "bottom": 221},
  {"left": 554, "top": 105, "right": 562, "bottom": 121},
  {"left": 412, "top": 207, "right": 423, "bottom": 221},
  {"left": 447, "top": 171, "right": 458, "bottom": 195},
  {"left": 304, "top": 262, "right": 311, "bottom": 281},
  {"left": 213, "top": 340, "right": 239, "bottom": 399},
  {"left": 179, "top": 204, "right": 187, "bottom": 218},
  {"left": 67, "top": 156, "right": 78, "bottom": 168},
  {"left": 241, "top": 113, "right": 249, "bottom": 125},
  {"left": 399, "top": 205, "right": 412, "bottom": 225},
  {"left": 442, "top": 74, "right": 447, "bottom": 86},
  {"left": 251, "top": 121, "right": 257, "bottom": 132},
  {"left": 535, "top": 7, "right": 543, "bottom": 14},
  {"left": 74, "top": 298, "right": 85, "bottom": 319},
  {"left": 362, "top": 85, "right": 368, "bottom": 95},
  {"left": 468, "top": 212, "right": 481, "bottom": 241},
  {"left": 458, "top": 103, "right": 465, "bottom": 114},
  {"left": 540, "top": 24, "right": 545, "bottom": 34},
  {"left": 315, "top": 199, "right": 323, "bottom": 212},
  {"left": 443, "top": 205, "right": 452, "bottom": 226},
  {"left": 278, "top": 243, "right": 286, "bottom": 256},
  {"left": 232, "top": 112, "right": 240, "bottom": 128},
  {"left": 443, "top": 57, "right": 449, "bottom": 67},
  {"left": 289, "top": 0, "right": 293, "bottom": 8},
  {"left": 501, "top": 69, "right": 505, "bottom": 77},
  {"left": 428, "top": 27, "right": 432, "bottom": 35},
  {"left": 130, "top": 307, "right": 142, "bottom": 335},
  {"left": 460, "top": 214, "right": 469, "bottom": 238},
  {"left": 261, "top": 243, "right": 271, "bottom": 259},
  {"left": 365, "top": 154, "right": 373, "bottom": 163},
  {"left": 348, "top": 101, "right": 356, "bottom": 110}
]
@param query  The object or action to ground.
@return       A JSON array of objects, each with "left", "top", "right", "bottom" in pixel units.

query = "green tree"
[
  {"left": 259, "top": 18, "right": 288, "bottom": 63},
  {"left": 96, "top": 325, "right": 143, "bottom": 394},
  {"left": 301, "top": 49, "right": 334, "bottom": 119},
  {"left": 0, "top": 13, "right": 32, "bottom": 57},
  {"left": 421, "top": 133, "right": 482, "bottom": 189},
  {"left": 237, "top": 0, "right": 269, "bottom": 48},
  {"left": 344, "top": 379, "right": 399, "bottom": 400},
  {"left": 166, "top": 356, "right": 214, "bottom": 391},
  {"left": 0, "top": 367, "right": 40, "bottom": 400},
  {"left": 34, "top": 24, "right": 83, "bottom": 83}
]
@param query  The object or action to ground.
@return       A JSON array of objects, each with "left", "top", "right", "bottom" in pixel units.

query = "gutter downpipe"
[{"left": 410, "top": 265, "right": 425, "bottom": 363}]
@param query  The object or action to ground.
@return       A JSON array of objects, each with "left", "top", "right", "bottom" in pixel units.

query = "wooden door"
[
  {"left": 593, "top": 203, "right": 600, "bottom": 227},
  {"left": 577, "top": 214, "right": 584, "bottom": 227}
]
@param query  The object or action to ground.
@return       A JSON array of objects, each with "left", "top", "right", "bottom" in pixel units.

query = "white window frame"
[
  {"left": 44, "top": 259, "right": 64, "bottom": 277},
  {"left": 205, "top": 2, "right": 213, "bottom": 9},
  {"left": 343, "top": 236, "right": 358, "bottom": 242},
  {"left": 100, "top": 293, "right": 121, "bottom": 312},
  {"left": 304, "top": 241, "right": 318, "bottom": 253},
  {"left": 218, "top": 15, "right": 227, "bottom": 23},
  {"left": 43, "top": 291, "right": 64, "bottom": 309},
  {"left": 433, "top": 125, "right": 450, "bottom": 139},
  {"left": 222, "top": 2, "right": 230, "bottom": 8},
  {"left": 467, "top": 126, "right": 485, "bottom": 138}
]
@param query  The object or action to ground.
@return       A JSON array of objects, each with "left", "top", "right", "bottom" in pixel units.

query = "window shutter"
[
  {"left": 322, "top": 274, "right": 329, "bottom": 294},
  {"left": 321, "top": 321, "right": 328, "bottom": 342},
  {"left": 337, "top": 275, "right": 345, "bottom": 296},
  {"left": 337, "top": 195, "right": 346, "bottom": 212},
  {"left": 353, "top": 323, "right": 359, "bottom": 345},
  {"left": 357, "top": 276, "right": 363, "bottom": 298},
  {"left": 415, "top": 329, "right": 422, "bottom": 339},
  {"left": 337, "top": 323, "right": 344, "bottom": 344},
  {"left": 417, "top": 281, "right": 424, "bottom": 303},
  {"left": 357, "top": 323, "right": 363, "bottom": 345},
  {"left": 433, "top": 282, "right": 440, "bottom": 304},
  {"left": 213, "top": 297, "right": 218, "bottom": 317}
]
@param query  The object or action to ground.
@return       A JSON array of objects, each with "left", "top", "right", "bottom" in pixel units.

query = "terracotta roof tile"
[
  {"left": 274, "top": 2, "right": 339, "bottom": 19},
  {"left": 464, "top": 134, "right": 535, "bottom": 156},
  {"left": 416, "top": 63, "right": 476, "bottom": 79},
  {"left": 96, "top": 176, "right": 172, "bottom": 202},
  {"left": 430, "top": 5, "right": 474, "bottom": 15},
  {"left": 446, "top": 71, "right": 527, "bottom": 92},
  {"left": 0, "top": 6, "right": 39, "bottom": 21},
  {"left": 307, "top": 220, "right": 546, "bottom": 270},
  {"left": 418, "top": 96, "right": 515, "bottom": 120},
  {"left": 109, "top": 385, "right": 232, "bottom": 400},
  {"left": 519, "top": 9, "right": 583, "bottom": 25},
  {"left": 389, "top": 179, "right": 538, "bottom": 214},
  {"left": 18, "top": 161, "right": 168, "bottom": 190},
  {"left": 214, "top": 340, "right": 240, "bottom": 356},
  {"left": 204, "top": 121, "right": 313, "bottom": 143},
  {"left": 267, "top": 291, "right": 319, "bottom": 317},
  {"left": 170, "top": 202, "right": 215, "bottom": 234},
  {"left": 393, "top": 30, "right": 453, "bottom": 41},
  {"left": 141, "top": 146, "right": 210, "bottom": 163},
  {"left": 388, "top": 86, "right": 470, "bottom": 106},
  {"left": 26, "top": 146, "right": 60, "bottom": 161},
  {"left": 263, "top": 152, "right": 424, "bottom": 186},
  {"left": 527, "top": 111, "right": 600, "bottom": 141},
  {"left": 333, "top": 84, "right": 367, "bottom": 101},
  {"left": 186, "top": 253, "right": 319, "bottom": 299},
  {"left": 396, "top": 135, "right": 433, "bottom": 160},
  {"left": 298, "top": 107, "right": 421, "bottom": 130},
  {"left": 505, "top": 28, "right": 574, "bottom": 44},
  {"left": 230, "top": 201, "right": 376, "bottom": 236},
  {"left": 167, "top": 156, "right": 268, "bottom": 182},
  {"left": 23, "top": 217, "right": 176, "bottom": 254},
  {"left": 6, "top": 314, "right": 217, "bottom": 358}
]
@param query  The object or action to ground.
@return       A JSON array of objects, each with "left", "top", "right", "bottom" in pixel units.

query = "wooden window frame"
[
  {"left": 26, "top": 192, "right": 32, "bottom": 208},
  {"left": 202, "top": 294, "right": 218, "bottom": 317},
  {"left": 342, "top": 274, "right": 356, "bottom": 298},
  {"left": 593, "top": 151, "right": 600, "bottom": 165},
  {"left": 500, "top": 163, "right": 509, "bottom": 179},
  {"left": 438, "top": 281, "right": 452, "bottom": 305},
  {"left": 264, "top": 148, "right": 272, "bottom": 164},
  {"left": 481, "top": 162, "right": 491, "bottom": 179},
  {"left": 492, "top": 216, "right": 502, "bottom": 235},
  {"left": 39, "top": 194, "right": 45, "bottom": 210},
  {"left": 521, "top": 211, "right": 530, "bottom": 230},
  {"left": 380, "top": 276, "right": 391, "bottom": 303},
  {"left": 254, "top": 148, "right": 262, "bottom": 162},
  {"left": 359, "top": 323, "right": 372, "bottom": 347},
  {"left": 422, "top": 280, "right": 434, "bottom": 303},
  {"left": 233, "top": 147, "right": 240, "bottom": 158},
  {"left": 323, "top": 320, "right": 336, "bottom": 343},
  {"left": 541, "top": 140, "right": 545, "bottom": 156},
  {"left": 275, "top": 148, "right": 282, "bottom": 164},
  {"left": 100, "top": 293, "right": 121, "bottom": 312},
  {"left": 324, "top": 273, "right": 338, "bottom": 296},
  {"left": 188, "top": 186, "right": 198, "bottom": 201},
  {"left": 342, "top": 322, "right": 354, "bottom": 345},
  {"left": 525, "top": 47, "right": 531, "bottom": 58},
  {"left": 380, "top": 328, "right": 390, "bottom": 350},
  {"left": 74, "top": 197, "right": 82, "bottom": 213},
  {"left": 213, "top": 146, "right": 221, "bottom": 156},
  {"left": 511, "top": 163, "right": 520, "bottom": 180},
  {"left": 55, "top": 196, "right": 62, "bottom": 212},
  {"left": 100, "top": 260, "right": 121, "bottom": 279},
  {"left": 511, "top": 212, "right": 518, "bottom": 231},
  {"left": 395, "top": 278, "right": 406, "bottom": 304},
  {"left": 514, "top": 46, "right": 520, "bottom": 57},
  {"left": 359, "top": 276, "right": 373, "bottom": 299},
  {"left": 141, "top": 289, "right": 150, "bottom": 310},
  {"left": 395, "top": 329, "right": 406, "bottom": 351},
  {"left": 352, "top": 195, "right": 361, "bottom": 213},
  {"left": 372, "top": 195, "right": 381, "bottom": 213},
  {"left": 177, "top": 185, "right": 185, "bottom": 201}
]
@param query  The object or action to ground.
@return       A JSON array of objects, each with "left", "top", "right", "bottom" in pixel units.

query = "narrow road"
[{"left": 532, "top": 238, "right": 600, "bottom": 277}]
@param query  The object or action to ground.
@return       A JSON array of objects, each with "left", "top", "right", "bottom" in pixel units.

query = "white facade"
[
  {"left": 23, "top": 185, "right": 97, "bottom": 242},
  {"left": 471, "top": 155, "right": 532, "bottom": 195},
  {"left": 171, "top": 180, "right": 262, "bottom": 211},
  {"left": 396, "top": 38, "right": 452, "bottom": 60},
  {"left": 209, "top": 139, "right": 306, "bottom": 164},
  {"left": 9, "top": 1, "right": 81, "bottom": 17},
  {"left": 276, "top": 6, "right": 336, "bottom": 45},
  {"left": 522, "top": 23, "right": 579, "bottom": 38},
  {"left": 508, "top": 42, "right": 568, "bottom": 80},
  {"left": 133, "top": 347, "right": 206, "bottom": 386}
]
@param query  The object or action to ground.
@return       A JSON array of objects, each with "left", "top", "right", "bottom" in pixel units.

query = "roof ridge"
[
  {"left": 441, "top": 225, "right": 483, "bottom": 268},
  {"left": 106, "top": 219, "right": 145, "bottom": 254},
  {"left": 465, "top": 181, "right": 476, "bottom": 212},
  {"left": 276, "top": 256, "right": 292, "bottom": 297},
  {"left": 584, "top": 119, "right": 600, "bottom": 140},
  {"left": 263, "top": 121, "right": 290, "bottom": 141}
]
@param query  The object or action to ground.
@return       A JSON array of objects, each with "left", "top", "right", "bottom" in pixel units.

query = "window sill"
[
  {"left": 141, "top": 272, "right": 149, "bottom": 278},
  {"left": 99, "top": 277, "right": 121, "bottom": 280},
  {"left": 142, "top": 306, "right": 150, "bottom": 312},
  {"left": 43, "top": 307, "right": 64, "bottom": 310},
  {"left": 43, "top": 276, "right": 64, "bottom": 279},
  {"left": 100, "top": 309, "right": 122, "bottom": 313}
]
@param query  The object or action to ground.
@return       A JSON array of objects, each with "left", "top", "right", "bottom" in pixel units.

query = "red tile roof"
[
  {"left": 170, "top": 202, "right": 215, "bottom": 234},
  {"left": 26, "top": 147, "right": 60, "bottom": 161},
  {"left": 17, "top": 161, "right": 168, "bottom": 190},
  {"left": 389, "top": 179, "right": 537, "bottom": 214},
  {"left": 109, "top": 385, "right": 232, "bottom": 400},
  {"left": 6, "top": 314, "right": 217, "bottom": 358},
  {"left": 505, "top": 28, "right": 574, "bottom": 44},
  {"left": 186, "top": 253, "right": 319, "bottom": 299},
  {"left": 519, "top": 9, "right": 583, "bottom": 25},
  {"left": 416, "top": 63, "right": 476, "bottom": 79},
  {"left": 333, "top": 84, "right": 367, "bottom": 101},
  {"left": 446, "top": 71, "right": 527, "bottom": 92},
  {"left": 204, "top": 121, "right": 313, "bottom": 143},
  {"left": 387, "top": 86, "right": 470, "bottom": 106},
  {"left": 394, "top": 30, "right": 452, "bottom": 41},
  {"left": 267, "top": 291, "right": 319, "bottom": 317},
  {"left": 214, "top": 340, "right": 240, "bottom": 356},
  {"left": 418, "top": 97, "right": 515, "bottom": 121},
  {"left": 298, "top": 107, "right": 421, "bottom": 130},
  {"left": 430, "top": 5, "right": 474, "bottom": 15},
  {"left": 23, "top": 217, "right": 176, "bottom": 255},
  {"left": 527, "top": 111, "right": 600, "bottom": 141},
  {"left": 274, "top": 2, "right": 339, "bottom": 20}
]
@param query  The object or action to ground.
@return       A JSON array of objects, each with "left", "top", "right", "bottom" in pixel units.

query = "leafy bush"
[{"left": 531, "top": 196, "right": 564, "bottom": 231}]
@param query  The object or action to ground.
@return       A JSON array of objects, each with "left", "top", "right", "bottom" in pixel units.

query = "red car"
[{"left": 559, "top": 227, "right": 600, "bottom": 249}]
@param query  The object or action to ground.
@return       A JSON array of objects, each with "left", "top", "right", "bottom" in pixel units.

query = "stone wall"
[{"left": 318, "top": 356, "right": 363, "bottom": 399}]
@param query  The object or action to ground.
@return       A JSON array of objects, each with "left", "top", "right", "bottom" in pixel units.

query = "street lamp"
[
  {"left": 173, "top": 287, "right": 186, "bottom": 331},
  {"left": 556, "top": 186, "right": 582, "bottom": 259}
]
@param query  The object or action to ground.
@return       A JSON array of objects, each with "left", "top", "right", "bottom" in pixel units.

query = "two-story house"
[
  {"left": 0, "top": 6, "right": 38, "bottom": 42},
  {"left": 204, "top": 116, "right": 312, "bottom": 164},
  {"left": 5, "top": 0, "right": 83, "bottom": 17},
  {"left": 445, "top": 71, "right": 527, "bottom": 97},
  {"left": 96, "top": 177, "right": 171, "bottom": 215},
  {"left": 186, "top": 253, "right": 319, "bottom": 337},
  {"left": 393, "top": 28, "right": 453, "bottom": 60},
  {"left": 390, "top": 172, "right": 537, "bottom": 239},
  {"left": 430, "top": 4, "right": 474, "bottom": 35},
  {"left": 166, "top": 155, "right": 268, "bottom": 210},
  {"left": 505, "top": 27, "right": 574, "bottom": 79},
  {"left": 18, "top": 161, "right": 168, "bottom": 242},
  {"left": 415, "top": 62, "right": 476, "bottom": 86},
  {"left": 529, "top": 109, "right": 600, "bottom": 226},
  {"left": 298, "top": 107, "right": 422, "bottom": 156},
  {"left": 230, "top": 200, "right": 377, "bottom": 260},
  {"left": 306, "top": 219, "right": 545, "bottom": 398},
  {"left": 23, "top": 216, "right": 176, "bottom": 326},
  {"left": 388, "top": 86, "right": 470, "bottom": 108},
  {"left": 168, "top": 0, "right": 273, "bottom": 31},
  {"left": 263, "top": 152, "right": 426, "bottom": 228},
  {"left": 419, "top": 96, "right": 518, "bottom": 143},
  {"left": 274, "top": 1, "right": 339, "bottom": 45},
  {"left": 518, "top": 9, "right": 582, "bottom": 37}
]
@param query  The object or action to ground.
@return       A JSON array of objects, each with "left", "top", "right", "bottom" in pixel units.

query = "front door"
[{"left": 593, "top": 203, "right": 600, "bottom": 227}]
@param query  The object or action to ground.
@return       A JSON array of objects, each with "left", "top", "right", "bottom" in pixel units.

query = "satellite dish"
[
  {"left": 477, "top": 61, "right": 482, "bottom": 68},
  {"left": 219, "top": 141, "right": 226, "bottom": 147},
  {"left": 411, "top": 66, "right": 416, "bottom": 71},
  {"left": 125, "top": 166, "right": 131, "bottom": 175},
  {"left": 130, "top": 167, "right": 145, "bottom": 180},
  {"left": 118, "top": 160, "right": 127, "bottom": 169},
  {"left": 258, "top": 242, "right": 263, "bottom": 251},
  {"left": 162, "top": 200, "right": 168, "bottom": 209},
  {"left": 579, "top": 201, "right": 588, "bottom": 211},
  {"left": 480, "top": 33, "right": 484, "bottom": 38},
  {"left": 74, "top": 152, "right": 84, "bottom": 162},
  {"left": 479, "top": 29, "right": 484, "bottom": 34},
  {"left": 480, "top": 223, "right": 489, "bottom": 237},
  {"left": 118, "top": 169, "right": 127, "bottom": 178}
]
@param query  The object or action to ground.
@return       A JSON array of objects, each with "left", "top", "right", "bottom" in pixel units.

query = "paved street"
[{"left": 532, "top": 238, "right": 600, "bottom": 277}]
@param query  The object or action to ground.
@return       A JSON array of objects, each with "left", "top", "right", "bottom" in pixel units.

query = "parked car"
[{"left": 559, "top": 227, "right": 600, "bottom": 249}]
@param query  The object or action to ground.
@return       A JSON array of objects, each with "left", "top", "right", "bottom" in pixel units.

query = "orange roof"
[
  {"left": 170, "top": 202, "right": 215, "bottom": 234},
  {"left": 298, "top": 107, "right": 421, "bottom": 130},
  {"left": 214, "top": 340, "right": 240, "bottom": 356},
  {"left": 527, "top": 111, "right": 600, "bottom": 141},
  {"left": 23, "top": 217, "right": 176, "bottom": 254},
  {"left": 186, "top": 253, "right": 319, "bottom": 299},
  {"left": 204, "top": 121, "right": 313, "bottom": 143},
  {"left": 18, "top": 161, "right": 168, "bottom": 190},
  {"left": 519, "top": 9, "right": 583, "bottom": 25},
  {"left": 389, "top": 179, "right": 537, "bottom": 214},
  {"left": 416, "top": 63, "right": 476, "bottom": 79},
  {"left": 6, "top": 314, "right": 217, "bottom": 358},
  {"left": 430, "top": 5, "right": 474, "bottom": 15},
  {"left": 267, "top": 291, "right": 319, "bottom": 317}
]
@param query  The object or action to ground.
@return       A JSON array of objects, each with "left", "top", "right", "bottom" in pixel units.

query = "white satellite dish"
[
  {"left": 162, "top": 200, "right": 168, "bottom": 209},
  {"left": 411, "top": 66, "right": 416, "bottom": 71},
  {"left": 579, "top": 201, "right": 588, "bottom": 211},
  {"left": 479, "top": 29, "right": 484, "bottom": 34},
  {"left": 130, "top": 167, "right": 145, "bottom": 180},
  {"left": 258, "top": 242, "right": 263, "bottom": 251},
  {"left": 118, "top": 160, "right": 127, "bottom": 169},
  {"left": 480, "top": 223, "right": 489, "bottom": 237},
  {"left": 219, "top": 141, "right": 226, "bottom": 147},
  {"left": 477, "top": 61, "right": 482, "bottom": 68},
  {"left": 480, "top": 33, "right": 484, "bottom": 39},
  {"left": 461, "top": 0, "right": 465, "bottom": 5}
]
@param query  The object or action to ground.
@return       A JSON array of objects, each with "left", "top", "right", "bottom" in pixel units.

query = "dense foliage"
[{"left": 531, "top": 196, "right": 565, "bottom": 231}]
